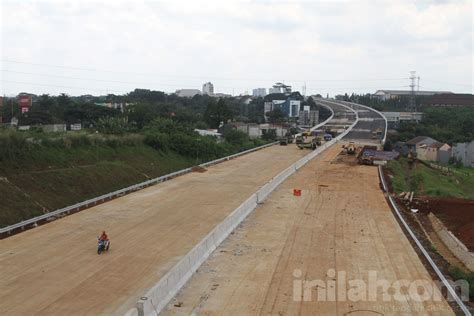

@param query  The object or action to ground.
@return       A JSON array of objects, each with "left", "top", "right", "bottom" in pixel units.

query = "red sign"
[{"left": 18, "top": 95, "right": 32, "bottom": 108}]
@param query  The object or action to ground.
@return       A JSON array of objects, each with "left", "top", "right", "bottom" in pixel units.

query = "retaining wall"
[
  {"left": 132, "top": 103, "right": 359, "bottom": 316},
  {"left": 428, "top": 213, "right": 474, "bottom": 271}
]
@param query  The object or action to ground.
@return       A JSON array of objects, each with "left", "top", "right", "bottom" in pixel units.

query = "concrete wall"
[
  {"left": 428, "top": 213, "right": 474, "bottom": 271},
  {"left": 452, "top": 141, "right": 474, "bottom": 167}
]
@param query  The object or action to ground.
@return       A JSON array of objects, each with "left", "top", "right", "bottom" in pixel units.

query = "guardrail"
[
  {"left": 132, "top": 103, "right": 359, "bottom": 316},
  {"left": 0, "top": 141, "right": 280, "bottom": 236},
  {"left": 378, "top": 166, "right": 470, "bottom": 315}
]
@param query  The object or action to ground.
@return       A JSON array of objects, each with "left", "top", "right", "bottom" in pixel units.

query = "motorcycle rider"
[{"left": 99, "top": 231, "right": 109, "bottom": 247}]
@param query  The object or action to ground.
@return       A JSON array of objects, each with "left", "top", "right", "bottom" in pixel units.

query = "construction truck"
[
  {"left": 357, "top": 145, "right": 378, "bottom": 165},
  {"left": 297, "top": 137, "right": 320, "bottom": 150},
  {"left": 279, "top": 133, "right": 294, "bottom": 145},
  {"left": 295, "top": 135, "right": 304, "bottom": 144}
]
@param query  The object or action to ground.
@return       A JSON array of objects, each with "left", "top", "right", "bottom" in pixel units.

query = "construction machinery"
[
  {"left": 295, "top": 135, "right": 304, "bottom": 144},
  {"left": 346, "top": 142, "right": 356, "bottom": 155},
  {"left": 357, "top": 145, "right": 378, "bottom": 165},
  {"left": 279, "top": 133, "right": 294, "bottom": 145},
  {"left": 297, "top": 137, "right": 321, "bottom": 150}
]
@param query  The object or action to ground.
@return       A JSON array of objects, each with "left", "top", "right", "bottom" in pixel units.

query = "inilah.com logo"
[{"left": 292, "top": 269, "right": 469, "bottom": 303}]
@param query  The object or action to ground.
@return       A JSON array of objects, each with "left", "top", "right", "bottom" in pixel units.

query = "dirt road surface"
[
  {"left": 0, "top": 145, "right": 309, "bottom": 315},
  {"left": 163, "top": 145, "right": 454, "bottom": 315}
]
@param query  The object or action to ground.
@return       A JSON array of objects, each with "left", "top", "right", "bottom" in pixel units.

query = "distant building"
[
  {"left": 233, "top": 122, "right": 288, "bottom": 139},
  {"left": 405, "top": 136, "right": 437, "bottom": 155},
  {"left": 417, "top": 142, "right": 451, "bottom": 164},
  {"left": 240, "top": 96, "right": 253, "bottom": 105},
  {"left": 299, "top": 106, "right": 319, "bottom": 127},
  {"left": 452, "top": 141, "right": 474, "bottom": 167},
  {"left": 424, "top": 93, "right": 473, "bottom": 107},
  {"left": 252, "top": 88, "right": 267, "bottom": 97},
  {"left": 212, "top": 93, "right": 232, "bottom": 98},
  {"left": 373, "top": 90, "right": 452, "bottom": 101},
  {"left": 202, "top": 82, "right": 214, "bottom": 95},
  {"left": 269, "top": 82, "right": 291, "bottom": 94},
  {"left": 381, "top": 112, "right": 424, "bottom": 129},
  {"left": 175, "top": 89, "right": 202, "bottom": 98},
  {"left": 264, "top": 98, "right": 300, "bottom": 121}
]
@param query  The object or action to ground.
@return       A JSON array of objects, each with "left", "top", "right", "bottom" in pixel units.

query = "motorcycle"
[{"left": 97, "top": 237, "right": 110, "bottom": 255}]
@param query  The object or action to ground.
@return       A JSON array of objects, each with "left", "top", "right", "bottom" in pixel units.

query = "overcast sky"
[{"left": 1, "top": 0, "right": 472, "bottom": 97}]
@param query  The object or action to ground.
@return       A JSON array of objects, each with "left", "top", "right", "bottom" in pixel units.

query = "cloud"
[{"left": 1, "top": 0, "right": 472, "bottom": 96}]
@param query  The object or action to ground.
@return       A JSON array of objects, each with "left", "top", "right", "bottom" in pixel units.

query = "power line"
[
  {"left": 421, "top": 79, "right": 473, "bottom": 87},
  {"left": 1, "top": 80, "right": 128, "bottom": 94},
  {"left": 1, "top": 59, "right": 408, "bottom": 83},
  {"left": 1, "top": 69, "right": 236, "bottom": 89}
]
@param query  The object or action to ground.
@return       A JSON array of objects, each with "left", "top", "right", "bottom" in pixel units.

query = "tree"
[
  {"left": 204, "top": 98, "right": 233, "bottom": 128},
  {"left": 266, "top": 108, "right": 285, "bottom": 123}
]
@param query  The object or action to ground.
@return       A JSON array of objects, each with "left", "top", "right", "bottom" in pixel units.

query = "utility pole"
[{"left": 409, "top": 71, "right": 416, "bottom": 112}]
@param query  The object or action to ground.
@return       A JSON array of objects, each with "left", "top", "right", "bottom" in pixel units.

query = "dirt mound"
[
  {"left": 191, "top": 166, "right": 207, "bottom": 173},
  {"left": 412, "top": 196, "right": 474, "bottom": 251}
]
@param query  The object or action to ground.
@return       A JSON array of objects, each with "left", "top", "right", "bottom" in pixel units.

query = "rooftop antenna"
[{"left": 409, "top": 71, "right": 417, "bottom": 112}]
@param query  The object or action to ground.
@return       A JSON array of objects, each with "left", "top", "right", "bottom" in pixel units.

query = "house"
[
  {"left": 433, "top": 142, "right": 452, "bottom": 164},
  {"left": 452, "top": 141, "right": 474, "bottom": 167},
  {"left": 405, "top": 136, "right": 437, "bottom": 156},
  {"left": 418, "top": 142, "right": 451, "bottom": 163}
]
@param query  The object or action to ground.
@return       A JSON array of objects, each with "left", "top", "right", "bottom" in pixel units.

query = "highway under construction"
[{"left": 0, "top": 100, "right": 464, "bottom": 315}]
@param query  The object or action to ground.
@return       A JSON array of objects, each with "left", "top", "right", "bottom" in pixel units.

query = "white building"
[
  {"left": 382, "top": 112, "right": 424, "bottom": 128},
  {"left": 269, "top": 82, "right": 291, "bottom": 94},
  {"left": 252, "top": 88, "right": 267, "bottom": 97},
  {"left": 175, "top": 89, "right": 202, "bottom": 98},
  {"left": 202, "top": 82, "right": 214, "bottom": 95},
  {"left": 373, "top": 90, "right": 452, "bottom": 101},
  {"left": 235, "top": 123, "right": 288, "bottom": 139}
]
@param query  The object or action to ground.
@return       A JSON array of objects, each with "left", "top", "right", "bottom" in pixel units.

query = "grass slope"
[
  {"left": 0, "top": 145, "right": 196, "bottom": 227},
  {"left": 386, "top": 158, "right": 474, "bottom": 199}
]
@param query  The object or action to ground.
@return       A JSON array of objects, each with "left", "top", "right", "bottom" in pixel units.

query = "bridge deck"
[{"left": 0, "top": 145, "right": 308, "bottom": 315}]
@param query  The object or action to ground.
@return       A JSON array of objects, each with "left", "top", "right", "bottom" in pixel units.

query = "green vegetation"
[
  {"left": 394, "top": 106, "right": 474, "bottom": 144},
  {"left": 386, "top": 158, "right": 474, "bottom": 199},
  {"left": 0, "top": 142, "right": 196, "bottom": 227},
  {"left": 0, "top": 100, "right": 269, "bottom": 227},
  {"left": 448, "top": 265, "right": 474, "bottom": 300}
]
